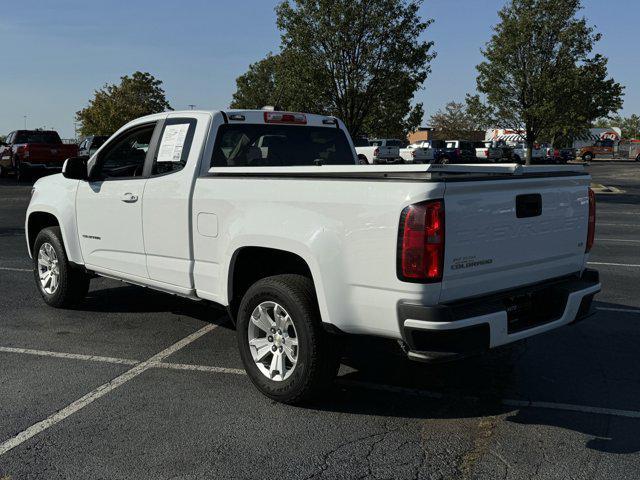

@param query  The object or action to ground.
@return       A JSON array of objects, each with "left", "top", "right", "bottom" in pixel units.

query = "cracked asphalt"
[{"left": 1, "top": 162, "right": 639, "bottom": 479}]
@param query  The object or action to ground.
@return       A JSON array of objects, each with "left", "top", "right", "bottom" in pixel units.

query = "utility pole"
[{"left": 23, "top": 115, "right": 27, "bottom": 129}]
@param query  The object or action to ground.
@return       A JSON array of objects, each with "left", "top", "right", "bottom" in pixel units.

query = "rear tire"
[
  {"left": 33, "top": 226, "right": 90, "bottom": 308},
  {"left": 236, "top": 274, "right": 340, "bottom": 405},
  {"left": 583, "top": 153, "right": 593, "bottom": 162},
  {"left": 358, "top": 155, "right": 369, "bottom": 165}
]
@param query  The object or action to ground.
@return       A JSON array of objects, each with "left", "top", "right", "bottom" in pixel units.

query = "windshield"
[
  {"left": 14, "top": 131, "right": 61, "bottom": 144},
  {"left": 212, "top": 124, "right": 355, "bottom": 167}
]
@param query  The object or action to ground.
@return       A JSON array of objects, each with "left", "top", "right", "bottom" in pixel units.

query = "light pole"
[{"left": 23, "top": 115, "right": 27, "bottom": 129}]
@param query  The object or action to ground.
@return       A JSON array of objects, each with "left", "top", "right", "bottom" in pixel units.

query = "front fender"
[{"left": 26, "top": 175, "right": 83, "bottom": 264}]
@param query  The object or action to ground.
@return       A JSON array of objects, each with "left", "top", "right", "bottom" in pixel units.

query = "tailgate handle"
[{"left": 516, "top": 194, "right": 542, "bottom": 218}]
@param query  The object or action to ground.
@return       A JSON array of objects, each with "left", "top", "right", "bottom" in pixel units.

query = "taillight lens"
[
  {"left": 484, "top": 149, "right": 489, "bottom": 158},
  {"left": 398, "top": 200, "right": 445, "bottom": 282},
  {"left": 586, "top": 188, "right": 596, "bottom": 252},
  {"left": 374, "top": 147, "right": 379, "bottom": 157}
]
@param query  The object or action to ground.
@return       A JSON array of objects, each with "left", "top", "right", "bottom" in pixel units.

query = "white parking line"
[
  {"left": 156, "top": 362, "right": 245, "bottom": 375},
  {"left": 0, "top": 323, "right": 218, "bottom": 457},
  {"left": 595, "top": 238, "right": 640, "bottom": 244},
  {"left": 588, "top": 261, "right": 640, "bottom": 268},
  {"left": 597, "top": 223, "right": 640, "bottom": 227},
  {"left": 0, "top": 346, "right": 139, "bottom": 366},
  {"left": 0, "top": 267, "right": 31, "bottom": 272},
  {"left": 597, "top": 307, "right": 640, "bottom": 314}
]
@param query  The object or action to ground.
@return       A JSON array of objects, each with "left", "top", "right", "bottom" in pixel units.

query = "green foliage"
[
  {"left": 594, "top": 114, "right": 640, "bottom": 139},
  {"left": 472, "top": 0, "right": 623, "bottom": 153},
  {"left": 76, "top": 72, "right": 172, "bottom": 137},
  {"left": 231, "top": 0, "right": 435, "bottom": 139},
  {"left": 429, "top": 100, "right": 487, "bottom": 138}
]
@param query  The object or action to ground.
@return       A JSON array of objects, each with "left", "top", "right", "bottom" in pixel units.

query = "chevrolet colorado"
[{"left": 26, "top": 109, "right": 600, "bottom": 404}]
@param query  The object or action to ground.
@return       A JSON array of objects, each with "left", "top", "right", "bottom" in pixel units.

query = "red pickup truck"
[{"left": 0, "top": 130, "right": 78, "bottom": 178}]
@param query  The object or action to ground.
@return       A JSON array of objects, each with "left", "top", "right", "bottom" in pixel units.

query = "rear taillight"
[
  {"left": 21, "top": 144, "right": 30, "bottom": 158},
  {"left": 374, "top": 147, "right": 379, "bottom": 157},
  {"left": 411, "top": 149, "right": 416, "bottom": 158},
  {"left": 484, "top": 149, "right": 489, "bottom": 158},
  {"left": 455, "top": 148, "right": 461, "bottom": 158},
  {"left": 586, "top": 188, "right": 596, "bottom": 252},
  {"left": 397, "top": 200, "right": 445, "bottom": 282},
  {"left": 263, "top": 111, "right": 307, "bottom": 124}
]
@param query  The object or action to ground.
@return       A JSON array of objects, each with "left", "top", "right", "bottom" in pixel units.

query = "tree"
[
  {"left": 76, "top": 72, "right": 172, "bottom": 136},
  {"left": 429, "top": 101, "right": 485, "bottom": 139},
  {"left": 594, "top": 114, "right": 640, "bottom": 139},
  {"left": 472, "top": 0, "right": 623, "bottom": 163},
  {"left": 231, "top": 0, "right": 435, "bottom": 139}
]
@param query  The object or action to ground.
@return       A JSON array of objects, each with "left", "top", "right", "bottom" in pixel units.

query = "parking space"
[{"left": 1, "top": 163, "right": 639, "bottom": 479}]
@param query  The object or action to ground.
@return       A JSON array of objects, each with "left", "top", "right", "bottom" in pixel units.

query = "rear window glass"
[
  {"left": 211, "top": 124, "right": 355, "bottom": 167},
  {"left": 353, "top": 138, "right": 370, "bottom": 147},
  {"left": 385, "top": 140, "right": 402, "bottom": 147},
  {"left": 14, "top": 131, "right": 61, "bottom": 144}
]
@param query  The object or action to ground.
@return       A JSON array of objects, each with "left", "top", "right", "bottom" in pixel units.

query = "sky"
[{"left": 1, "top": 0, "right": 638, "bottom": 138}]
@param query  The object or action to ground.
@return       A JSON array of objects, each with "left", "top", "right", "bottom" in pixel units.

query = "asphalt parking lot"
[{"left": 1, "top": 162, "right": 639, "bottom": 480}]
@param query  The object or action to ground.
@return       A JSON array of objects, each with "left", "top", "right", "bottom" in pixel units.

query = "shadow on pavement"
[{"left": 65, "top": 280, "right": 640, "bottom": 455}]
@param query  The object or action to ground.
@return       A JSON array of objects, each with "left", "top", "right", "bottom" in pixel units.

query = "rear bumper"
[
  {"left": 398, "top": 269, "right": 601, "bottom": 362},
  {"left": 22, "top": 161, "right": 65, "bottom": 170},
  {"left": 373, "top": 157, "right": 403, "bottom": 164}
]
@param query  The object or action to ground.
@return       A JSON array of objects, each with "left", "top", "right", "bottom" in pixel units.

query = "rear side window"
[
  {"left": 211, "top": 124, "right": 354, "bottom": 167},
  {"left": 151, "top": 118, "right": 197, "bottom": 176}
]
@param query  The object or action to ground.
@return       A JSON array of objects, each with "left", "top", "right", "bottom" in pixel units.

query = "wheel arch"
[
  {"left": 27, "top": 211, "right": 60, "bottom": 258},
  {"left": 226, "top": 246, "right": 318, "bottom": 324}
]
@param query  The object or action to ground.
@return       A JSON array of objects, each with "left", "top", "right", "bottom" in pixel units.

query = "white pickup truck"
[
  {"left": 399, "top": 141, "right": 435, "bottom": 163},
  {"left": 26, "top": 109, "right": 600, "bottom": 404},
  {"left": 355, "top": 138, "right": 401, "bottom": 164}
]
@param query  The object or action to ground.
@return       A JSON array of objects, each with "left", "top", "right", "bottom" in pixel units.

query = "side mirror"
[{"left": 62, "top": 157, "right": 88, "bottom": 180}]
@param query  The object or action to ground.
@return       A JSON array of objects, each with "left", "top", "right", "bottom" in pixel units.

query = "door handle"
[{"left": 121, "top": 193, "right": 138, "bottom": 203}]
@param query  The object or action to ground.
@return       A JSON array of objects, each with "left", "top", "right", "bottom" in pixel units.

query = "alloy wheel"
[
  {"left": 37, "top": 242, "right": 60, "bottom": 294},
  {"left": 247, "top": 301, "right": 298, "bottom": 381}
]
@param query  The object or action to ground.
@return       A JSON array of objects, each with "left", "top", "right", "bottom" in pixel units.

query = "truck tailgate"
[{"left": 441, "top": 175, "right": 590, "bottom": 302}]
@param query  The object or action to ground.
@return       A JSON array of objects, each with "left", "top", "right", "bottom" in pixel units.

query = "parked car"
[
  {"left": 78, "top": 135, "right": 109, "bottom": 158},
  {"left": 473, "top": 141, "right": 503, "bottom": 162},
  {"left": 432, "top": 140, "right": 477, "bottom": 164},
  {"left": 26, "top": 109, "right": 600, "bottom": 404},
  {"left": 511, "top": 143, "right": 546, "bottom": 164},
  {"left": 0, "top": 130, "right": 78, "bottom": 178},
  {"left": 577, "top": 139, "right": 616, "bottom": 161},
  {"left": 399, "top": 141, "right": 435, "bottom": 163},
  {"left": 355, "top": 138, "right": 400, "bottom": 164}
]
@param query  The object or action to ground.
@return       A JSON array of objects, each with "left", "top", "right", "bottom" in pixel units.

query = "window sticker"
[{"left": 157, "top": 123, "right": 190, "bottom": 162}]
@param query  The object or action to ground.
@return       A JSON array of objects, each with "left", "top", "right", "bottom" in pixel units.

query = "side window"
[
  {"left": 6, "top": 132, "right": 14, "bottom": 144},
  {"left": 94, "top": 124, "right": 155, "bottom": 179},
  {"left": 151, "top": 118, "right": 196, "bottom": 176}
]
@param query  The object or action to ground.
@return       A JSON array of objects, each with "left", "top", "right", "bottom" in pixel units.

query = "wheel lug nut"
[
  {"left": 272, "top": 345, "right": 277, "bottom": 352},
  {"left": 277, "top": 330, "right": 282, "bottom": 335},
  {"left": 270, "top": 328, "right": 276, "bottom": 334},
  {"left": 279, "top": 346, "right": 283, "bottom": 352},
  {"left": 268, "top": 336, "right": 273, "bottom": 342}
]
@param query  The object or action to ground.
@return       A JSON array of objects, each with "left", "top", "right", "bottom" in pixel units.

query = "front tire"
[
  {"left": 33, "top": 226, "right": 90, "bottom": 308},
  {"left": 236, "top": 274, "right": 340, "bottom": 404},
  {"left": 583, "top": 153, "right": 593, "bottom": 162}
]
